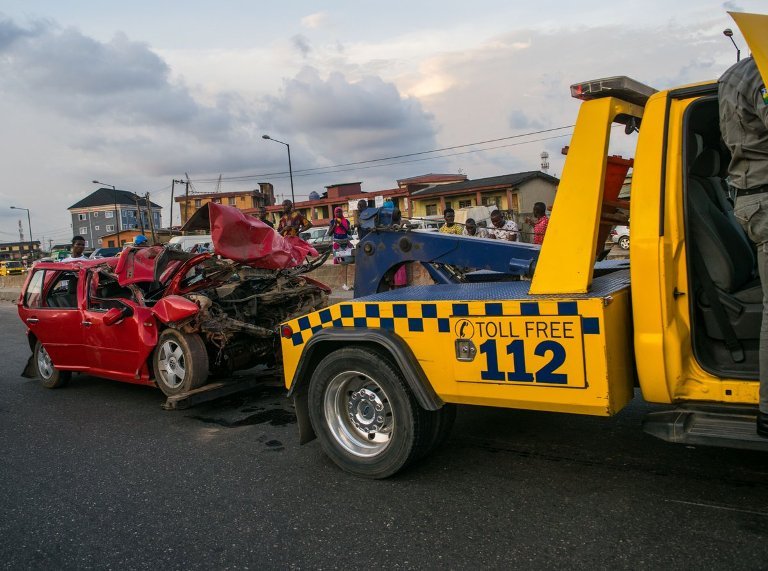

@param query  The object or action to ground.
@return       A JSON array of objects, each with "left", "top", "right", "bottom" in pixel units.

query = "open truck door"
[{"left": 731, "top": 12, "right": 768, "bottom": 85}]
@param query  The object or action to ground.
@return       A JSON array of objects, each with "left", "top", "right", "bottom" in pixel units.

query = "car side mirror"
[{"left": 103, "top": 305, "right": 132, "bottom": 326}]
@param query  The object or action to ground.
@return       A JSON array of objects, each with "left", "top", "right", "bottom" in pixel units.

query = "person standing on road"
[
  {"left": 487, "top": 209, "right": 519, "bottom": 241},
  {"left": 719, "top": 56, "right": 768, "bottom": 436},
  {"left": 439, "top": 208, "right": 464, "bottom": 235},
  {"left": 60, "top": 236, "right": 87, "bottom": 262},
  {"left": 327, "top": 207, "right": 351, "bottom": 265},
  {"left": 255, "top": 206, "right": 274, "bottom": 229},
  {"left": 277, "top": 200, "right": 312, "bottom": 237},
  {"left": 525, "top": 202, "right": 549, "bottom": 245},
  {"left": 462, "top": 218, "right": 487, "bottom": 238}
]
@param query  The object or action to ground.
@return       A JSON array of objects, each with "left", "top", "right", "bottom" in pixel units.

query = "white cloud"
[{"left": 301, "top": 12, "right": 328, "bottom": 30}]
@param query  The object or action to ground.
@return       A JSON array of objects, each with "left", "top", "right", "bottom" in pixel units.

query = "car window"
[
  {"left": 87, "top": 270, "right": 135, "bottom": 311},
  {"left": 24, "top": 270, "right": 45, "bottom": 308},
  {"left": 44, "top": 272, "right": 79, "bottom": 309}
]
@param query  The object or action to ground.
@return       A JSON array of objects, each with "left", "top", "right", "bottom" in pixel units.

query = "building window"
[
  {"left": 79, "top": 226, "right": 88, "bottom": 234},
  {"left": 78, "top": 213, "right": 87, "bottom": 221},
  {"left": 194, "top": 199, "right": 202, "bottom": 208},
  {"left": 458, "top": 200, "right": 472, "bottom": 208},
  {"left": 94, "top": 225, "right": 100, "bottom": 231},
  {"left": 228, "top": 197, "right": 236, "bottom": 206},
  {"left": 106, "top": 225, "right": 115, "bottom": 232},
  {"left": 425, "top": 204, "right": 438, "bottom": 216},
  {"left": 128, "top": 210, "right": 135, "bottom": 218},
  {"left": 482, "top": 196, "right": 501, "bottom": 208},
  {"left": 213, "top": 198, "right": 221, "bottom": 204},
  {"left": 93, "top": 212, "right": 99, "bottom": 218},
  {"left": 105, "top": 211, "right": 114, "bottom": 219},
  {"left": 445, "top": 201, "right": 452, "bottom": 210}
]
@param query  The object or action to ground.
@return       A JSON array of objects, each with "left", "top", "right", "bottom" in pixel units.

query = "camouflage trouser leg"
[{"left": 734, "top": 193, "right": 768, "bottom": 413}]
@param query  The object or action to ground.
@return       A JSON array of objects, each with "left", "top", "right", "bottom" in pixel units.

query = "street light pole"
[
  {"left": 262, "top": 134, "right": 295, "bottom": 204},
  {"left": 92, "top": 180, "right": 121, "bottom": 246},
  {"left": 10, "top": 206, "right": 33, "bottom": 261}
]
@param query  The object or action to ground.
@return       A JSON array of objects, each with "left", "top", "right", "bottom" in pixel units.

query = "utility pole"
[
  {"left": 133, "top": 193, "right": 146, "bottom": 234},
  {"left": 182, "top": 176, "right": 191, "bottom": 235},
  {"left": 170, "top": 179, "right": 184, "bottom": 230},
  {"left": 145, "top": 192, "right": 157, "bottom": 244}
]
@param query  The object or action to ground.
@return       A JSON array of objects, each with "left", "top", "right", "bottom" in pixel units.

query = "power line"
[{"left": 188, "top": 125, "right": 574, "bottom": 184}]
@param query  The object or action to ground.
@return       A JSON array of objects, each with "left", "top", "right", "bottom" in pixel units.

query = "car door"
[
  {"left": 20, "top": 268, "right": 86, "bottom": 370},
  {"left": 81, "top": 269, "right": 155, "bottom": 383}
]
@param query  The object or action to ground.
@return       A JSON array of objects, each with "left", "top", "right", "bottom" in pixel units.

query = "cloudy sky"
[{"left": 0, "top": 1, "right": 762, "bottom": 246}]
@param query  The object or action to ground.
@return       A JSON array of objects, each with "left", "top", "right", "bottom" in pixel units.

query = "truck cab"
[{"left": 280, "top": 12, "right": 768, "bottom": 478}]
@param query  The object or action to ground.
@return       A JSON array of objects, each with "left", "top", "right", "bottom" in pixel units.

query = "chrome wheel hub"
[
  {"left": 157, "top": 340, "right": 186, "bottom": 389},
  {"left": 37, "top": 346, "right": 54, "bottom": 380},
  {"left": 323, "top": 371, "right": 394, "bottom": 458}
]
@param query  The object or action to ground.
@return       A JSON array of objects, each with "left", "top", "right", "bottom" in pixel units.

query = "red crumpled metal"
[{"left": 208, "top": 202, "right": 317, "bottom": 269}]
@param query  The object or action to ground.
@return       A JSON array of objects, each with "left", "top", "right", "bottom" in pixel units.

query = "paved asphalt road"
[{"left": 2, "top": 302, "right": 768, "bottom": 569}]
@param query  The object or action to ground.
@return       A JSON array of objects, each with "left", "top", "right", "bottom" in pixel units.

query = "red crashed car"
[{"left": 17, "top": 204, "right": 329, "bottom": 396}]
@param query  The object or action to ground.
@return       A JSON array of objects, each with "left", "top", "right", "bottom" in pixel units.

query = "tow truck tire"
[
  {"left": 618, "top": 235, "right": 629, "bottom": 250},
  {"left": 308, "top": 347, "right": 432, "bottom": 479},
  {"left": 34, "top": 341, "right": 71, "bottom": 389},
  {"left": 153, "top": 330, "right": 209, "bottom": 397}
]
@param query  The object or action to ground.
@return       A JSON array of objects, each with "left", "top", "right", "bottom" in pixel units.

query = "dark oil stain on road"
[{"left": 190, "top": 407, "right": 296, "bottom": 428}]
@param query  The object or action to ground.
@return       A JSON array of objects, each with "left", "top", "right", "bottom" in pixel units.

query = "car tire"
[
  {"left": 153, "top": 329, "right": 209, "bottom": 397},
  {"left": 618, "top": 235, "right": 629, "bottom": 250},
  {"left": 34, "top": 340, "right": 71, "bottom": 389},
  {"left": 308, "top": 347, "right": 432, "bottom": 479}
]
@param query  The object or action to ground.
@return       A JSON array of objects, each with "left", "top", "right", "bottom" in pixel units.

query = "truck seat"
[{"left": 688, "top": 148, "right": 762, "bottom": 340}]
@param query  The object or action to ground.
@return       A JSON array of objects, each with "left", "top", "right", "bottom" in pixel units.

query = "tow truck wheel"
[
  {"left": 153, "top": 330, "right": 209, "bottom": 397},
  {"left": 34, "top": 341, "right": 70, "bottom": 389},
  {"left": 308, "top": 347, "right": 432, "bottom": 479}
]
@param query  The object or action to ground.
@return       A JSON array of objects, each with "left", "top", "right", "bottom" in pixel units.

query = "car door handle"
[
  {"left": 26, "top": 317, "right": 39, "bottom": 324},
  {"left": 82, "top": 320, "right": 92, "bottom": 327}
]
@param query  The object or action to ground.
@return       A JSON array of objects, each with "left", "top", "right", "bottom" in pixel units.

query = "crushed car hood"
[
  {"left": 183, "top": 202, "right": 317, "bottom": 269},
  {"left": 115, "top": 203, "right": 319, "bottom": 287}
]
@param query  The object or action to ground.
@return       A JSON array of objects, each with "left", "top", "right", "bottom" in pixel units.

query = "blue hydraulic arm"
[{"left": 353, "top": 229, "right": 540, "bottom": 297}]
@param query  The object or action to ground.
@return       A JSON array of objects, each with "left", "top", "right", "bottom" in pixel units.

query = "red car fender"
[{"left": 151, "top": 295, "right": 199, "bottom": 325}]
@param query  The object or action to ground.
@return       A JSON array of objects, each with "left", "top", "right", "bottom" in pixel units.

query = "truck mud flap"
[{"left": 643, "top": 404, "right": 768, "bottom": 452}]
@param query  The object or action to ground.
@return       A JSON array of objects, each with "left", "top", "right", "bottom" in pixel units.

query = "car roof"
[{"left": 32, "top": 258, "right": 118, "bottom": 271}]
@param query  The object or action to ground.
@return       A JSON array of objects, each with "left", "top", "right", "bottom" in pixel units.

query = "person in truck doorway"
[{"left": 719, "top": 55, "right": 768, "bottom": 436}]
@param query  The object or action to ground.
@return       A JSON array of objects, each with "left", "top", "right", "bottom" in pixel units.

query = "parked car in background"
[
  {"left": 610, "top": 225, "right": 630, "bottom": 250},
  {"left": 89, "top": 247, "right": 122, "bottom": 259},
  {"left": 0, "top": 261, "right": 25, "bottom": 276},
  {"left": 167, "top": 234, "right": 213, "bottom": 252},
  {"left": 403, "top": 218, "right": 442, "bottom": 232},
  {"left": 301, "top": 227, "right": 332, "bottom": 254}
]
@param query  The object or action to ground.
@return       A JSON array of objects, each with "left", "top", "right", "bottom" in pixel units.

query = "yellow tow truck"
[{"left": 280, "top": 12, "right": 768, "bottom": 478}]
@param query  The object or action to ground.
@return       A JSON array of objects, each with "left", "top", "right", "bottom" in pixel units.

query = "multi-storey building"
[
  {"left": 175, "top": 183, "right": 275, "bottom": 226},
  {"left": 69, "top": 188, "right": 162, "bottom": 248},
  {"left": 0, "top": 241, "right": 41, "bottom": 261}
]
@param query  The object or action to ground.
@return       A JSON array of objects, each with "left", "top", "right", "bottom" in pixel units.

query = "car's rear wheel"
[
  {"left": 34, "top": 340, "right": 70, "bottom": 389},
  {"left": 618, "top": 235, "right": 629, "bottom": 250},
  {"left": 153, "top": 330, "right": 209, "bottom": 396},
  {"left": 308, "top": 347, "right": 432, "bottom": 479}
]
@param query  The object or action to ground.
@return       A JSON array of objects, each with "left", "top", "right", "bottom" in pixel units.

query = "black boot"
[{"left": 757, "top": 412, "right": 768, "bottom": 437}]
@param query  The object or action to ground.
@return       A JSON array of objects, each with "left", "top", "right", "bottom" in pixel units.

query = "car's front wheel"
[
  {"left": 153, "top": 330, "right": 209, "bottom": 396},
  {"left": 34, "top": 340, "right": 71, "bottom": 389},
  {"left": 308, "top": 347, "right": 432, "bottom": 479}
]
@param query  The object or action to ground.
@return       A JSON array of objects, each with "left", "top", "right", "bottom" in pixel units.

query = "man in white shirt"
[
  {"left": 487, "top": 209, "right": 518, "bottom": 241},
  {"left": 60, "top": 236, "right": 87, "bottom": 262}
]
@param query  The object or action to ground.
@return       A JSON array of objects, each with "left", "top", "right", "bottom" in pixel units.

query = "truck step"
[{"left": 642, "top": 404, "right": 768, "bottom": 452}]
